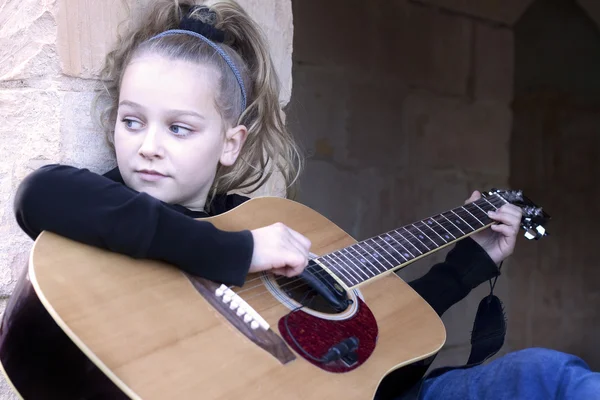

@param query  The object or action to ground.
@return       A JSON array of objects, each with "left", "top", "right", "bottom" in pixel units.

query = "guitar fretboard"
[{"left": 316, "top": 194, "right": 507, "bottom": 288}]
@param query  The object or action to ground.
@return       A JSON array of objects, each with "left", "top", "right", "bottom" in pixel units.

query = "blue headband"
[{"left": 147, "top": 29, "right": 247, "bottom": 112}]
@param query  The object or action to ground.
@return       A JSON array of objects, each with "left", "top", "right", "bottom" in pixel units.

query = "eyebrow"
[{"left": 118, "top": 100, "right": 205, "bottom": 120}]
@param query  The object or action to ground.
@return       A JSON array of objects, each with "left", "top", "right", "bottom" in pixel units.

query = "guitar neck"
[{"left": 316, "top": 193, "right": 507, "bottom": 288}]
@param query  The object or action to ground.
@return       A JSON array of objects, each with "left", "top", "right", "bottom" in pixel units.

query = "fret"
[
  {"left": 337, "top": 247, "right": 374, "bottom": 277},
  {"left": 409, "top": 223, "right": 439, "bottom": 250},
  {"left": 453, "top": 206, "right": 483, "bottom": 229},
  {"left": 432, "top": 214, "right": 459, "bottom": 240},
  {"left": 464, "top": 202, "right": 493, "bottom": 225},
  {"left": 389, "top": 230, "right": 421, "bottom": 257},
  {"left": 327, "top": 253, "right": 366, "bottom": 283},
  {"left": 475, "top": 197, "right": 497, "bottom": 213},
  {"left": 423, "top": 217, "right": 452, "bottom": 243},
  {"left": 319, "top": 256, "right": 357, "bottom": 287},
  {"left": 401, "top": 226, "right": 431, "bottom": 254},
  {"left": 375, "top": 235, "right": 409, "bottom": 264},
  {"left": 383, "top": 232, "right": 417, "bottom": 262},
  {"left": 440, "top": 211, "right": 470, "bottom": 235},
  {"left": 354, "top": 241, "right": 390, "bottom": 271},
  {"left": 343, "top": 245, "right": 384, "bottom": 275},
  {"left": 447, "top": 209, "right": 476, "bottom": 231},
  {"left": 485, "top": 194, "right": 506, "bottom": 208},
  {"left": 363, "top": 239, "right": 395, "bottom": 269},
  {"left": 320, "top": 192, "right": 517, "bottom": 287},
  {"left": 369, "top": 237, "right": 402, "bottom": 267},
  {"left": 332, "top": 250, "right": 371, "bottom": 280},
  {"left": 413, "top": 220, "right": 447, "bottom": 247}
]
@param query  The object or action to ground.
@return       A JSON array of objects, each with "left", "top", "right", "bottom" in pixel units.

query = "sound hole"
[{"left": 274, "top": 275, "right": 347, "bottom": 314}]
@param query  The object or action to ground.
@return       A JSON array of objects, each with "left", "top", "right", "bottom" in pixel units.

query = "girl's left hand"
[{"left": 466, "top": 190, "right": 523, "bottom": 265}]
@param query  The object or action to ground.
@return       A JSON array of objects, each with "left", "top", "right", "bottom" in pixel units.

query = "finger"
[
  {"left": 283, "top": 232, "right": 309, "bottom": 266},
  {"left": 272, "top": 266, "right": 296, "bottom": 278},
  {"left": 287, "top": 228, "right": 312, "bottom": 251},
  {"left": 279, "top": 261, "right": 305, "bottom": 277},
  {"left": 465, "top": 190, "right": 481, "bottom": 204},
  {"left": 488, "top": 210, "right": 521, "bottom": 228},
  {"left": 496, "top": 204, "right": 523, "bottom": 219},
  {"left": 284, "top": 247, "right": 308, "bottom": 271},
  {"left": 490, "top": 223, "right": 518, "bottom": 238}
]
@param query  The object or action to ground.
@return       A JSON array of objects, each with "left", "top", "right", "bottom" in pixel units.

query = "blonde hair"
[{"left": 95, "top": 0, "right": 303, "bottom": 199}]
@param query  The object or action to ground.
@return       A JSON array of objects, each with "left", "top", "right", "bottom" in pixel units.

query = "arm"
[
  {"left": 408, "top": 190, "right": 523, "bottom": 317},
  {"left": 14, "top": 164, "right": 253, "bottom": 286},
  {"left": 408, "top": 237, "right": 499, "bottom": 316}
]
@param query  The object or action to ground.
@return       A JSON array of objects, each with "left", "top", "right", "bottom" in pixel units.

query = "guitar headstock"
[{"left": 483, "top": 189, "right": 551, "bottom": 240}]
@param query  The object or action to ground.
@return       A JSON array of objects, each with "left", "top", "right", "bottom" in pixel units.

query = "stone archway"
[{"left": 509, "top": 0, "right": 600, "bottom": 368}]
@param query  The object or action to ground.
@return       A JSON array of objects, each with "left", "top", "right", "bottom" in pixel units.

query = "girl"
[
  {"left": 17, "top": 1, "right": 590, "bottom": 399},
  {"left": 15, "top": 0, "right": 313, "bottom": 287}
]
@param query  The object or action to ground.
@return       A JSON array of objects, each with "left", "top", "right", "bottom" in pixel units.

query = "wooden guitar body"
[{"left": 0, "top": 197, "right": 446, "bottom": 399}]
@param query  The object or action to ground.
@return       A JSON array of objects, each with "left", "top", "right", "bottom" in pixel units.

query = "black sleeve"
[
  {"left": 407, "top": 237, "right": 500, "bottom": 316},
  {"left": 14, "top": 164, "right": 253, "bottom": 287}
]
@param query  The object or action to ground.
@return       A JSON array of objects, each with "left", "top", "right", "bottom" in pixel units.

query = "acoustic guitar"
[{"left": 0, "top": 189, "right": 549, "bottom": 399}]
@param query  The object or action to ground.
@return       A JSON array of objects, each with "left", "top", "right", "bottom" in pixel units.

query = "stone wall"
[
  {"left": 0, "top": 0, "right": 292, "bottom": 397},
  {"left": 510, "top": 0, "right": 600, "bottom": 369},
  {"left": 288, "top": 0, "right": 600, "bottom": 370},
  {"left": 288, "top": 0, "right": 517, "bottom": 368}
]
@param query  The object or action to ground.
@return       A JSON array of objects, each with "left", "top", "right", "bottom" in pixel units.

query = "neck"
[{"left": 316, "top": 193, "right": 507, "bottom": 289}]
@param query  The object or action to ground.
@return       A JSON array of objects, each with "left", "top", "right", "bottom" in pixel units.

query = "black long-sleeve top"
[
  {"left": 14, "top": 164, "right": 500, "bottom": 312},
  {"left": 14, "top": 164, "right": 254, "bottom": 287}
]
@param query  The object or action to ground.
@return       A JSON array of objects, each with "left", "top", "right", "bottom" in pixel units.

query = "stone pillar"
[{"left": 0, "top": 1, "right": 292, "bottom": 397}]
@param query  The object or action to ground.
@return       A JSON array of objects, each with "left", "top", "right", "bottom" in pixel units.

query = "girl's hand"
[
  {"left": 466, "top": 191, "right": 523, "bottom": 265},
  {"left": 249, "top": 223, "right": 311, "bottom": 277}
]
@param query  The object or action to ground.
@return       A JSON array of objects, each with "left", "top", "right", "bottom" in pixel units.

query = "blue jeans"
[{"left": 419, "top": 348, "right": 600, "bottom": 400}]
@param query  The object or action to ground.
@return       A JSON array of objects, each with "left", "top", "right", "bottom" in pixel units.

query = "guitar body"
[{"left": 0, "top": 197, "right": 446, "bottom": 399}]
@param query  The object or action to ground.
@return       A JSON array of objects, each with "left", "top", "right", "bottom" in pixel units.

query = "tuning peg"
[{"left": 523, "top": 206, "right": 544, "bottom": 217}]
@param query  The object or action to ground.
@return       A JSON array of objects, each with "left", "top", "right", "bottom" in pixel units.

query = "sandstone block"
[
  {"left": 474, "top": 23, "right": 514, "bottom": 103},
  {"left": 297, "top": 159, "right": 388, "bottom": 239},
  {"left": 286, "top": 66, "right": 351, "bottom": 165},
  {"left": 0, "top": 0, "right": 59, "bottom": 80},
  {"left": 59, "top": 91, "right": 115, "bottom": 173},
  {"left": 56, "top": 0, "right": 293, "bottom": 103},
  {"left": 402, "top": 92, "right": 511, "bottom": 175},
  {"left": 291, "top": 0, "right": 376, "bottom": 73},
  {"left": 395, "top": 4, "right": 472, "bottom": 96},
  {"left": 0, "top": 89, "right": 62, "bottom": 295},
  {"left": 414, "top": 0, "right": 535, "bottom": 25},
  {"left": 346, "top": 78, "right": 409, "bottom": 169}
]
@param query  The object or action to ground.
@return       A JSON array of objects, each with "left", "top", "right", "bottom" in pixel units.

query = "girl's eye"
[
  {"left": 170, "top": 125, "right": 192, "bottom": 136},
  {"left": 122, "top": 118, "right": 143, "bottom": 130}
]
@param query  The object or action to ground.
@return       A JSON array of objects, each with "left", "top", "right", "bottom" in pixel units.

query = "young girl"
[
  {"left": 15, "top": 0, "right": 313, "bottom": 287},
  {"left": 15, "top": 1, "right": 595, "bottom": 399}
]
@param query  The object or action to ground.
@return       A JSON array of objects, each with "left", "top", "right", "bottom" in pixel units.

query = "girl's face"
[{"left": 114, "top": 54, "right": 246, "bottom": 210}]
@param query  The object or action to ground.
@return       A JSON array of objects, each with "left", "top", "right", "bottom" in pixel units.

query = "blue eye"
[
  {"left": 122, "top": 118, "right": 142, "bottom": 130},
  {"left": 170, "top": 125, "right": 191, "bottom": 136}
]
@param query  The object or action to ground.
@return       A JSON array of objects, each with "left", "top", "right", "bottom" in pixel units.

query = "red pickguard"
[{"left": 277, "top": 298, "right": 378, "bottom": 373}]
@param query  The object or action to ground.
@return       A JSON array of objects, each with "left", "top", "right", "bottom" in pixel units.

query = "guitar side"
[{"left": 1, "top": 197, "right": 446, "bottom": 399}]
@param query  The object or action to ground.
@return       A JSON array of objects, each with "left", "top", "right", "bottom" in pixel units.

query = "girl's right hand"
[{"left": 249, "top": 223, "right": 311, "bottom": 277}]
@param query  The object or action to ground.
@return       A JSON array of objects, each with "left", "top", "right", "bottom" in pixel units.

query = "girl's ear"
[{"left": 220, "top": 125, "right": 248, "bottom": 166}]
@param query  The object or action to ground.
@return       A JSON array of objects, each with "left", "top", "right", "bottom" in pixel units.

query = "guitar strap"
[{"left": 466, "top": 290, "right": 506, "bottom": 365}]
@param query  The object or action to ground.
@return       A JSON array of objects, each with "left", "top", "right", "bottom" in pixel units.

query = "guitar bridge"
[{"left": 185, "top": 274, "right": 296, "bottom": 365}]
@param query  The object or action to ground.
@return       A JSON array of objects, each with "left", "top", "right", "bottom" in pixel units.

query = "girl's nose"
[{"left": 138, "top": 127, "right": 164, "bottom": 159}]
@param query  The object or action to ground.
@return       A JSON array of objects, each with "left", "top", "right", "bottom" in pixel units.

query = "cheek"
[{"left": 177, "top": 138, "right": 224, "bottom": 174}]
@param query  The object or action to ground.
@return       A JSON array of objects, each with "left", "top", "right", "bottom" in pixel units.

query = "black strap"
[{"left": 467, "top": 261, "right": 506, "bottom": 365}]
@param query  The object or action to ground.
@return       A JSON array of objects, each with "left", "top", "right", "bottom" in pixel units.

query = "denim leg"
[{"left": 419, "top": 348, "right": 600, "bottom": 400}]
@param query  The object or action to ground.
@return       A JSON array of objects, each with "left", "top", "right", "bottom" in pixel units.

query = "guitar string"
[
  {"left": 234, "top": 221, "right": 501, "bottom": 305},
  {"left": 229, "top": 198, "right": 498, "bottom": 300},
  {"left": 235, "top": 218, "right": 499, "bottom": 298},
  {"left": 234, "top": 197, "right": 501, "bottom": 297}
]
